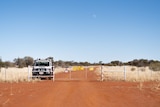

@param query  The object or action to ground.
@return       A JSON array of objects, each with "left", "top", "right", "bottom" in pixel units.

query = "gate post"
[
  {"left": 69, "top": 67, "right": 71, "bottom": 80},
  {"left": 5, "top": 68, "right": 7, "bottom": 82},
  {"left": 150, "top": 69, "right": 152, "bottom": 80},
  {"left": 52, "top": 67, "right": 55, "bottom": 82},
  {"left": 53, "top": 72, "right": 55, "bottom": 82},
  {"left": 28, "top": 66, "right": 30, "bottom": 81},
  {"left": 101, "top": 65, "right": 103, "bottom": 81},
  {"left": 85, "top": 66, "right": 88, "bottom": 80}
]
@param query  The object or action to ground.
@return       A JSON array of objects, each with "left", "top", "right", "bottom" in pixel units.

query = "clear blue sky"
[{"left": 0, "top": 0, "right": 160, "bottom": 63}]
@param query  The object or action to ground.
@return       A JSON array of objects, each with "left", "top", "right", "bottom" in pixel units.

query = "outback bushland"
[{"left": 0, "top": 57, "right": 160, "bottom": 71}]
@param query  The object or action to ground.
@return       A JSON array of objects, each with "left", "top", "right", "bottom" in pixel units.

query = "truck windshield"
[{"left": 35, "top": 62, "right": 49, "bottom": 66}]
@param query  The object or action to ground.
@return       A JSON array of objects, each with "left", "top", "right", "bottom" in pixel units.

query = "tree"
[
  {"left": 14, "top": 57, "right": 25, "bottom": 68},
  {"left": 110, "top": 60, "right": 123, "bottom": 66},
  {"left": 13, "top": 56, "right": 34, "bottom": 68},
  {"left": 138, "top": 59, "right": 149, "bottom": 67},
  {"left": 84, "top": 61, "right": 90, "bottom": 66},
  {"left": 4, "top": 61, "right": 14, "bottom": 67},
  {"left": 24, "top": 56, "right": 34, "bottom": 66}
]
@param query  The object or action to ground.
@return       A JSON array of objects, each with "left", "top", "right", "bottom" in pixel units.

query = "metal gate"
[{"left": 54, "top": 66, "right": 100, "bottom": 81}]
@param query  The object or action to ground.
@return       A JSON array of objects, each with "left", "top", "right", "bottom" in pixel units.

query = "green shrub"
[
  {"left": 131, "top": 67, "right": 136, "bottom": 71},
  {"left": 140, "top": 67, "right": 146, "bottom": 72},
  {"left": 149, "top": 62, "right": 160, "bottom": 71}
]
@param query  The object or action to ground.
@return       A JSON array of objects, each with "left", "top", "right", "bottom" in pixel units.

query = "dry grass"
[
  {"left": 1, "top": 66, "right": 160, "bottom": 82},
  {"left": 0, "top": 67, "right": 66, "bottom": 82},
  {"left": 54, "top": 66, "right": 72, "bottom": 73},
  {"left": 96, "top": 66, "right": 160, "bottom": 82},
  {"left": 0, "top": 67, "right": 30, "bottom": 82}
]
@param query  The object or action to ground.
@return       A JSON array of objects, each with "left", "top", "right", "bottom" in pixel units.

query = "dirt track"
[{"left": 0, "top": 70, "right": 160, "bottom": 107}]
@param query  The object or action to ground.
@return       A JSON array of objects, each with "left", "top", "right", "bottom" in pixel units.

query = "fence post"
[
  {"left": 5, "top": 68, "right": 7, "bottom": 82},
  {"left": 101, "top": 65, "right": 103, "bottom": 81},
  {"left": 150, "top": 69, "right": 152, "bottom": 80},
  {"left": 53, "top": 72, "right": 55, "bottom": 82},
  {"left": 85, "top": 66, "right": 88, "bottom": 80},
  {"left": 28, "top": 66, "right": 30, "bottom": 81},
  {"left": 151, "top": 69, "right": 152, "bottom": 76},
  {"left": 124, "top": 66, "right": 126, "bottom": 81},
  {"left": 70, "top": 67, "right": 71, "bottom": 80},
  {"left": 138, "top": 68, "right": 140, "bottom": 79}
]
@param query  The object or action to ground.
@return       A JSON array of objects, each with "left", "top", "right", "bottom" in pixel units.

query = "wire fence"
[
  {"left": 0, "top": 66, "right": 160, "bottom": 82},
  {"left": 100, "top": 66, "right": 160, "bottom": 81},
  {"left": 54, "top": 66, "right": 100, "bottom": 81},
  {"left": 0, "top": 67, "right": 30, "bottom": 82},
  {"left": 0, "top": 66, "right": 99, "bottom": 82}
]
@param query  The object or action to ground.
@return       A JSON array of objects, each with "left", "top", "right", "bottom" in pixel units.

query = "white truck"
[{"left": 32, "top": 58, "right": 54, "bottom": 79}]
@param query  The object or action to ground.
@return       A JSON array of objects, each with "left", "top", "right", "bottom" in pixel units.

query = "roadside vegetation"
[
  {"left": 1, "top": 57, "right": 160, "bottom": 71},
  {"left": 0, "top": 56, "right": 160, "bottom": 82}
]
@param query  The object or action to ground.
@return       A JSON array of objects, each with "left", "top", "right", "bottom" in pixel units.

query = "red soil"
[{"left": 0, "top": 70, "right": 160, "bottom": 107}]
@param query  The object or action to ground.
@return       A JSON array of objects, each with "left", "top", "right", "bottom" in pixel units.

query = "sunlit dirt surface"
[{"left": 0, "top": 70, "right": 160, "bottom": 107}]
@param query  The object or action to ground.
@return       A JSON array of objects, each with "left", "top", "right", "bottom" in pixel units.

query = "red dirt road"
[{"left": 0, "top": 71, "right": 160, "bottom": 107}]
